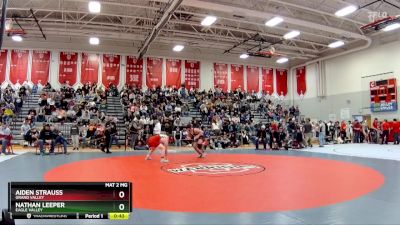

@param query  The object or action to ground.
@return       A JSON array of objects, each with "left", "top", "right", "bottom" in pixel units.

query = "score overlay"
[{"left": 8, "top": 182, "right": 132, "bottom": 220}]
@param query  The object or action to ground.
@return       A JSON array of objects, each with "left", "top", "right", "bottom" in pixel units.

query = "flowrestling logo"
[{"left": 162, "top": 162, "right": 265, "bottom": 177}]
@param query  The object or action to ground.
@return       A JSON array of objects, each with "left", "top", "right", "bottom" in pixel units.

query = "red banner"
[
  {"left": 262, "top": 67, "right": 274, "bottom": 95},
  {"left": 246, "top": 66, "right": 259, "bottom": 92},
  {"left": 276, "top": 69, "right": 288, "bottom": 96},
  {"left": 214, "top": 63, "right": 228, "bottom": 91},
  {"left": 59, "top": 52, "right": 78, "bottom": 85},
  {"left": 126, "top": 56, "right": 143, "bottom": 88},
  {"left": 184, "top": 60, "right": 200, "bottom": 89},
  {"left": 296, "top": 66, "right": 306, "bottom": 95},
  {"left": 231, "top": 64, "right": 244, "bottom": 91},
  {"left": 166, "top": 59, "right": 181, "bottom": 88},
  {"left": 0, "top": 50, "right": 7, "bottom": 83},
  {"left": 81, "top": 53, "right": 99, "bottom": 84},
  {"left": 102, "top": 54, "right": 120, "bottom": 87},
  {"left": 146, "top": 57, "right": 163, "bottom": 88},
  {"left": 31, "top": 50, "right": 50, "bottom": 84},
  {"left": 9, "top": 49, "right": 29, "bottom": 84}
]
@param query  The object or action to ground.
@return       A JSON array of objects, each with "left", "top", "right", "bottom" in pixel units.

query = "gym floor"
[{"left": 1, "top": 145, "right": 400, "bottom": 225}]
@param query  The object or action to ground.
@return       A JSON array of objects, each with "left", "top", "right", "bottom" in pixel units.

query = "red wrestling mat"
[{"left": 45, "top": 154, "right": 384, "bottom": 213}]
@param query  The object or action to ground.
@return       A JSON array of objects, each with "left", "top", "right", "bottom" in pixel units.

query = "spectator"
[
  {"left": 381, "top": 119, "right": 390, "bottom": 144},
  {"left": 353, "top": 120, "right": 362, "bottom": 143},
  {"left": 319, "top": 121, "right": 326, "bottom": 147},
  {"left": 20, "top": 120, "right": 31, "bottom": 145},
  {"left": 70, "top": 123, "right": 80, "bottom": 150},
  {"left": 255, "top": 125, "right": 268, "bottom": 150},
  {"left": 0, "top": 123, "right": 12, "bottom": 155},
  {"left": 38, "top": 124, "right": 56, "bottom": 156},
  {"left": 303, "top": 118, "right": 313, "bottom": 147},
  {"left": 393, "top": 119, "right": 400, "bottom": 145}
]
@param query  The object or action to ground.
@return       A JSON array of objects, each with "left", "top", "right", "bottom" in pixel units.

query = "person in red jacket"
[
  {"left": 371, "top": 118, "right": 380, "bottom": 143},
  {"left": 393, "top": 119, "right": 400, "bottom": 145},
  {"left": 381, "top": 119, "right": 390, "bottom": 144},
  {"left": 353, "top": 120, "right": 362, "bottom": 143}
]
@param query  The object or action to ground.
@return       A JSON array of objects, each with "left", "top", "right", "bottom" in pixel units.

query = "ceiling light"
[
  {"left": 240, "top": 53, "right": 249, "bottom": 59},
  {"left": 89, "top": 37, "right": 99, "bottom": 45},
  {"left": 276, "top": 57, "right": 288, "bottom": 64},
  {"left": 328, "top": 40, "right": 345, "bottom": 48},
  {"left": 265, "top": 17, "right": 284, "bottom": 27},
  {"left": 283, "top": 30, "right": 300, "bottom": 39},
  {"left": 88, "top": 1, "right": 101, "bottom": 13},
  {"left": 383, "top": 23, "right": 400, "bottom": 32},
  {"left": 173, "top": 45, "right": 184, "bottom": 52},
  {"left": 201, "top": 16, "right": 217, "bottom": 26},
  {"left": 11, "top": 35, "right": 23, "bottom": 42},
  {"left": 335, "top": 5, "right": 357, "bottom": 17}
]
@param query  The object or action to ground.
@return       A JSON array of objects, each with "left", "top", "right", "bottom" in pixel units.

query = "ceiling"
[{"left": 3, "top": 0, "right": 400, "bottom": 66}]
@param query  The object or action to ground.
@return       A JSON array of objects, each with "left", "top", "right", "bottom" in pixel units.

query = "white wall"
[{"left": 291, "top": 40, "right": 400, "bottom": 121}]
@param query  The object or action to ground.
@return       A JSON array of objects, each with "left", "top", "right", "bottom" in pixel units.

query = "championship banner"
[
  {"left": 0, "top": 50, "right": 8, "bottom": 83},
  {"left": 146, "top": 57, "right": 163, "bottom": 88},
  {"left": 31, "top": 50, "right": 50, "bottom": 84},
  {"left": 126, "top": 56, "right": 143, "bottom": 88},
  {"left": 102, "top": 54, "right": 120, "bottom": 87},
  {"left": 276, "top": 69, "right": 288, "bottom": 96},
  {"left": 296, "top": 66, "right": 307, "bottom": 96},
  {"left": 262, "top": 67, "right": 274, "bottom": 95},
  {"left": 10, "top": 49, "right": 29, "bottom": 84},
  {"left": 166, "top": 59, "right": 181, "bottom": 88},
  {"left": 230, "top": 64, "right": 244, "bottom": 91},
  {"left": 370, "top": 78, "right": 397, "bottom": 112},
  {"left": 59, "top": 52, "right": 78, "bottom": 85},
  {"left": 246, "top": 65, "right": 259, "bottom": 92},
  {"left": 184, "top": 60, "right": 200, "bottom": 89},
  {"left": 213, "top": 63, "right": 228, "bottom": 91},
  {"left": 81, "top": 53, "right": 99, "bottom": 84}
]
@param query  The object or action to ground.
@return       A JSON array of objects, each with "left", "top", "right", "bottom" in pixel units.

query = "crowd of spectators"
[
  {"left": 2, "top": 81, "right": 400, "bottom": 156},
  {"left": 15, "top": 81, "right": 121, "bottom": 154}
]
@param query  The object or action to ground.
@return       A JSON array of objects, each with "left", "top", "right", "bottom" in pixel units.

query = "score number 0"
[{"left": 118, "top": 191, "right": 125, "bottom": 211}]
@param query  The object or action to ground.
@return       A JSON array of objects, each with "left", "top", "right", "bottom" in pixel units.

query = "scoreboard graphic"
[
  {"left": 370, "top": 78, "right": 398, "bottom": 112},
  {"left": 7, "top": 182, "right": 132, "bottom": 220}
]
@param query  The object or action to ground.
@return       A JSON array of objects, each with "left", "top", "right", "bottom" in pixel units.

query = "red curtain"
[
  {"left": 246, "top": 65, "right": 259, "bottom": 92},
  {"left": 126, "top": 56, "right": 143, "bottom": 88},
  {"left": 262, "top": 67, "right": 274, "bottom": 95},
  {"left": 231, "top": 64, "right": 244, "bottom": 91},
  {"left": 276, "top": 69, "right": 288, "bottom": 96},
  {"left": 81, "top": 53, "right": 99, "bottom": 84},
  {"left": 0, "top": 50, "right": 8, "bottom": 83},
  {"left": 296, "top": 66, "right": 307, "bottom": 95},
  {"left": 166, "top": 59, "right": 181, "bottom": 88},
  {"left": 184, "top": 60, "right": 200, "bottom": 89},
  {"left": 146, "top": 57, "right": 163, "bottom": 88},
  {"left": 9, "top": 49, "right": 29, "bottom": 84},
  {"left": 59, "top": 52, "right": 78, "bottom": 85},
  {"left": 214, "top": 63, "right": 228, "bottom": 92},
  {"left": 102, "top": 54, "right": 120, "bottom": 87},
  {"left": 31, "top": 50, "right": 50, "bottom": 84}
]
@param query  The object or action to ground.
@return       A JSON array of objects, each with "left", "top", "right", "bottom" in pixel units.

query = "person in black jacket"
[
  {"left": 38, "top": 124, "right": 55, "bottom": 155},
  {"left": 100, "top": 124, "right": 112, "bottom": 154},
  {"left": 255, "top": 125, "right": 268, "bottom": 150}
]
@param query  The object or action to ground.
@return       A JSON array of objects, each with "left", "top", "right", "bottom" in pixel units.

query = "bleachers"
[{"left": 106, "top": 96, "right": 126, "bottom": 145}]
